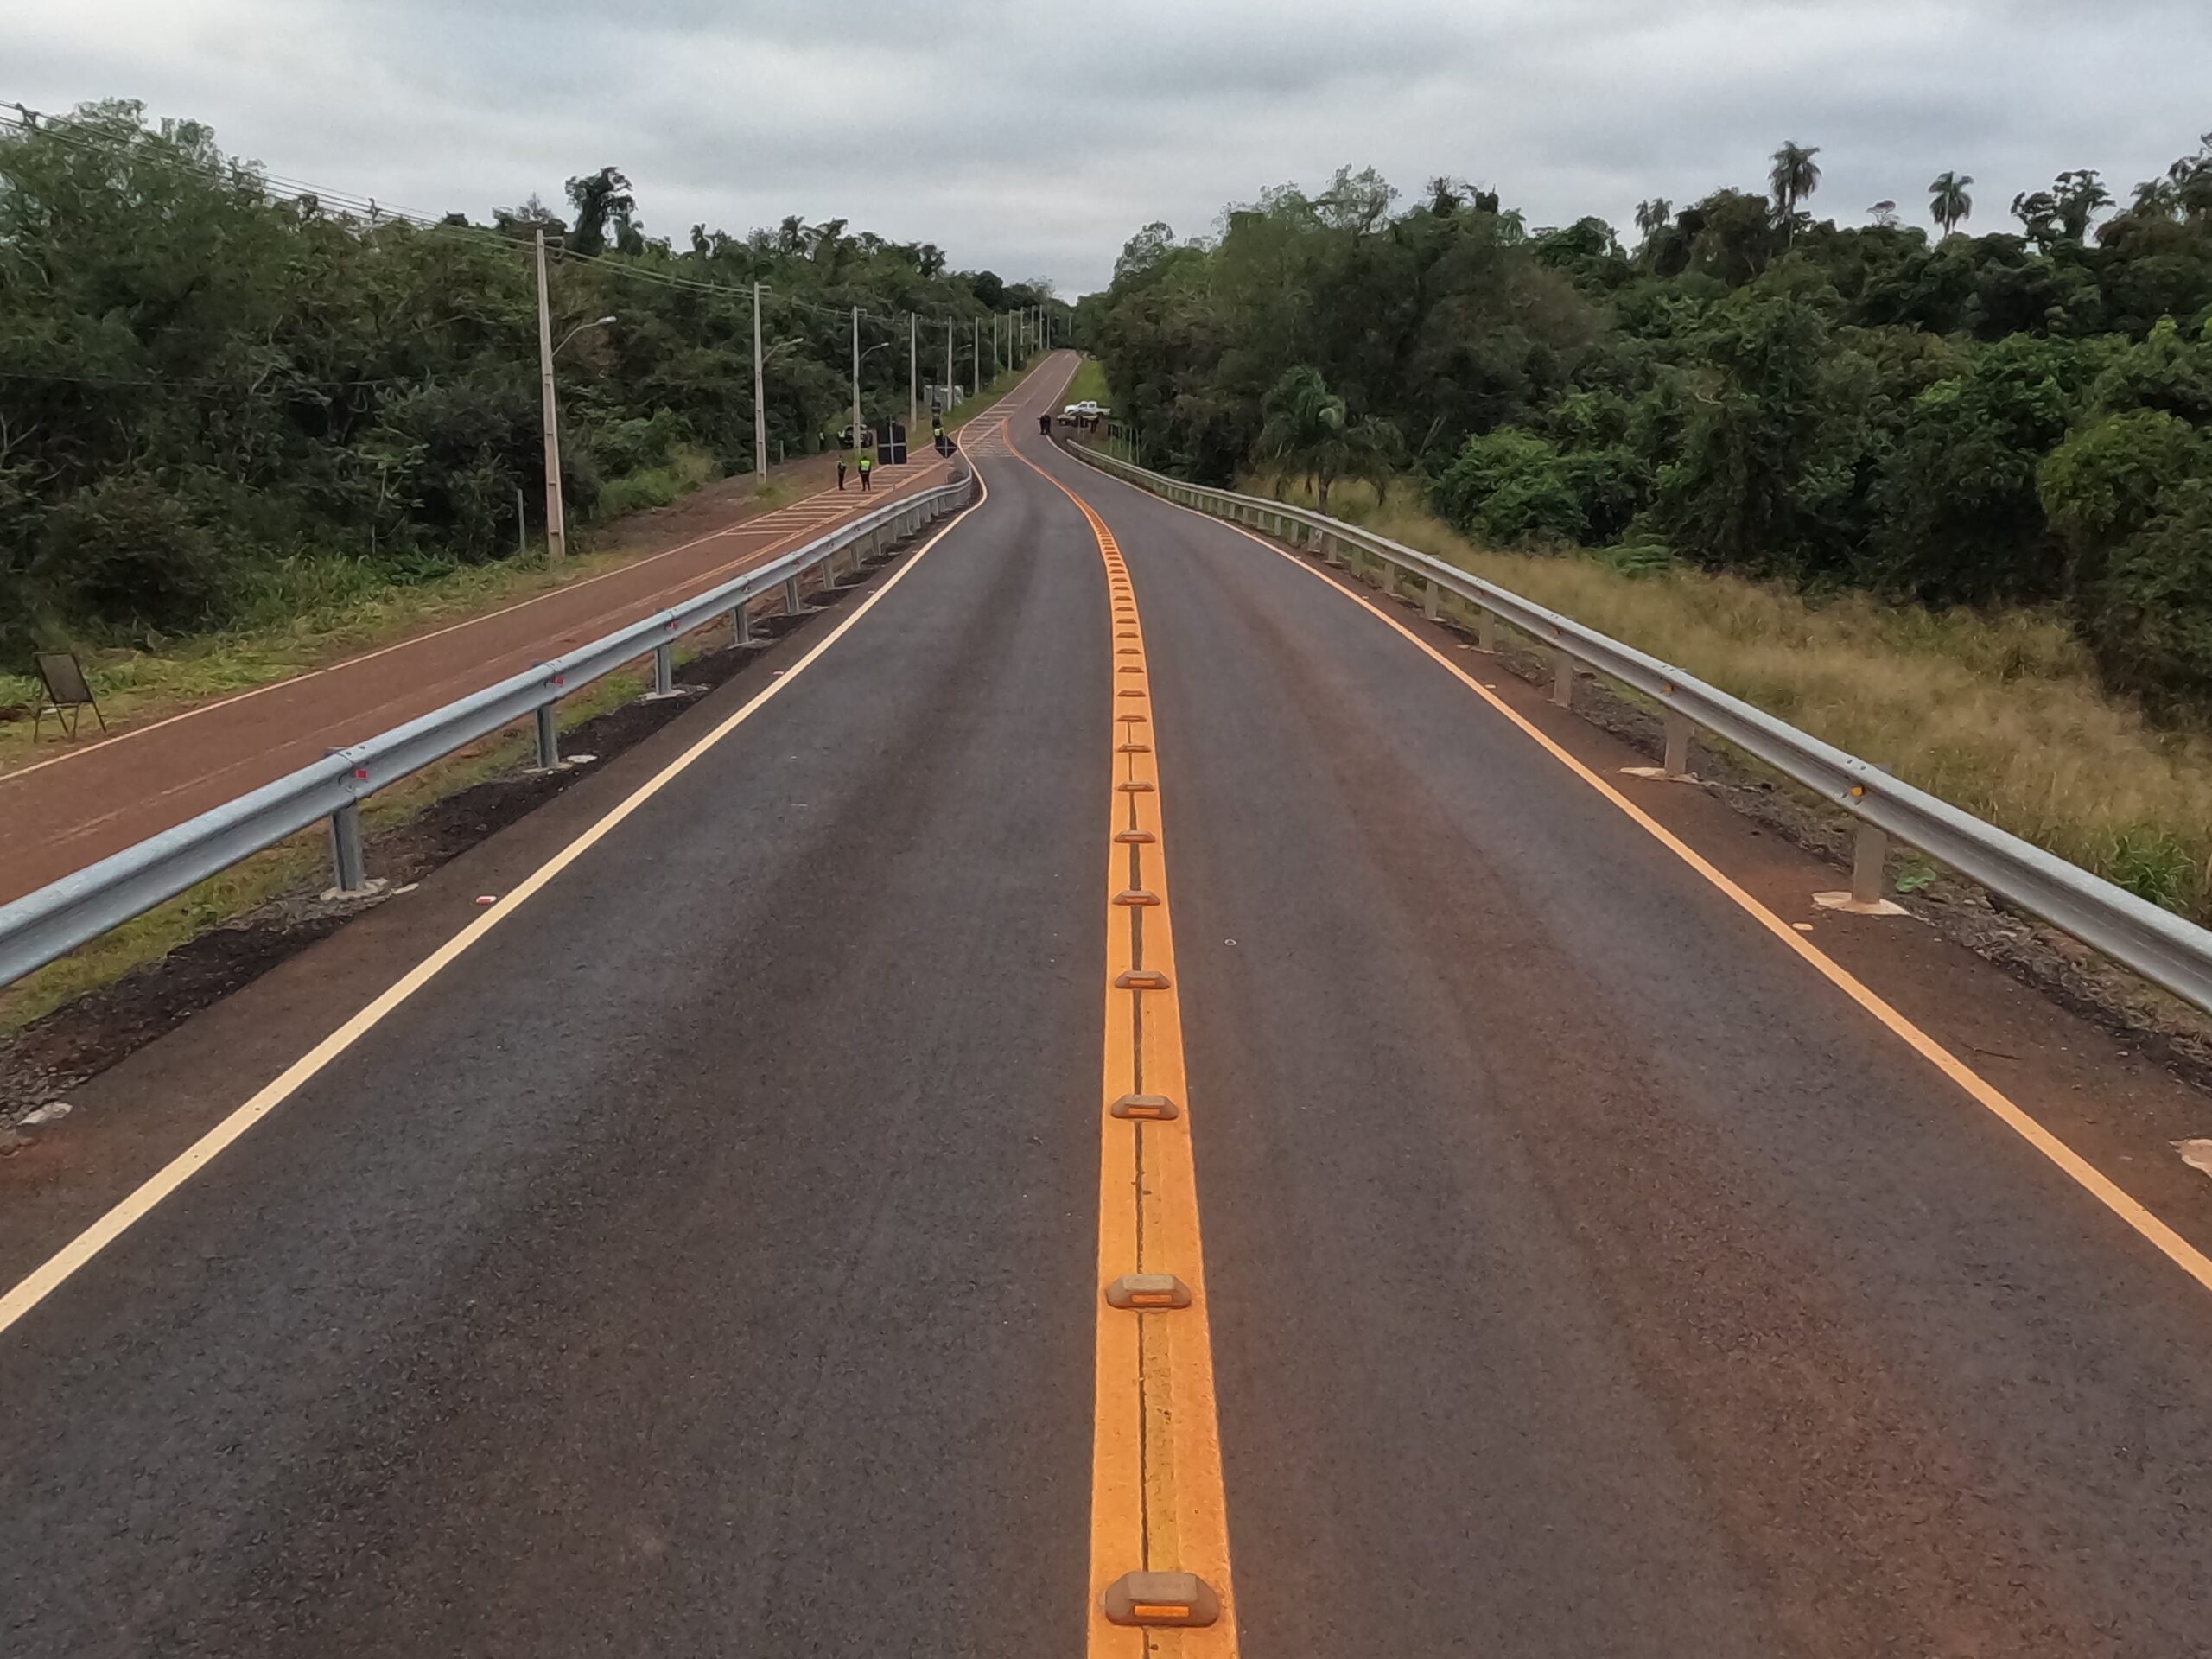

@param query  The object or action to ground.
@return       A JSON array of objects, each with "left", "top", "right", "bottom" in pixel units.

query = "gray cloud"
[{"left": 6, "top": 0, "right": 2208, "bottom": 293}]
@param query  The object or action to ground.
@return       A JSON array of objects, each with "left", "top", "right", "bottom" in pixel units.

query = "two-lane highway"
[{"left": 4, "top": 355, "right": 2212, "bottom": 1656}]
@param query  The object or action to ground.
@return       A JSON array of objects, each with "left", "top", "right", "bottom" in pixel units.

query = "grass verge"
[
  {"left": 1258, "top": 474, "right": 2212, "bottom": 925},
  {"left": 0, "top": 451, "right": 734, "bottom": 773},
  {"left": 1061, "top": 357, "right": 1111, "bottom": 410}
]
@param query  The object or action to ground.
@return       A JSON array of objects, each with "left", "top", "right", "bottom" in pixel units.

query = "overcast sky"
[{"left": 7, "top": 0, "right": 2209, "bottom": 294}]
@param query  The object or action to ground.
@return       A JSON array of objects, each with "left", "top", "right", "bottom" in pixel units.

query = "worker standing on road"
[
  {"left": 856, "top": 449, "right": 873, "bottom": 492},
  {"left": 1038, "top": 412, "right": 1052, "bottom": 437},
  {"left": 836, "top": 451, "right": 848, "bottom": 491}
]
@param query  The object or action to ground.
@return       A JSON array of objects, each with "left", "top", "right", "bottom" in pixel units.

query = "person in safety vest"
[{"left": 856, "top": 449, "right": 874, "bottom": 492}]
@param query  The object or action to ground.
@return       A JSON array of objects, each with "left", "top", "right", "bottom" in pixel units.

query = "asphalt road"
[{"left": 3, "top": 360, "right": 2212, "bottom": 1656}]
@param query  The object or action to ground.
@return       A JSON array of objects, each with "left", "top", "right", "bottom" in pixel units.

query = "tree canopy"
[
  {"left": 1077, "top": 134, "right": 2212, "bottom": 710},
  {"left": 0, "top": 99, "right": 1068, "bottom": 659}
]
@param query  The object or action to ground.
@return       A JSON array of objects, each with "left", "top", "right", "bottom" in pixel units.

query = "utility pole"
[
  {"left": 535, "top": 229, "right": 567, "bottom": 561},
  {"left": 944, "top": 317, "right": 954, "bottom": 414},
  {"left": 751, "top": 282, "right": 767, "bottom": 481},
  {"left": 850, "top": 305, "right": 862, "bottom": 461},
  {"left": 971, "top": 318, "right": 979, "bottom": 399},
  {"left": 908, "top": 312, "right": 918, "bottom": 453}
]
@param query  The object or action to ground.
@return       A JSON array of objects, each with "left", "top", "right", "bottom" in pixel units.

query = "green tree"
[
  {"left": 1256, "top": 365, "right": 1398, "bottom": 512},
  {"left": 1770, "top": 142, "right": 1823, "bottom": 236},
  {"left": 563, "top": 167, "right": 635, "bottom": 257},
  {"left": 1929, "top": 171, "right": 1974, "bottom": 237}
]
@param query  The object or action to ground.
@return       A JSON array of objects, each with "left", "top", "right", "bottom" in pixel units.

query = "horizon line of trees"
[
  {"left": 0, "top": 99, "right": 1070, "bottom": 662},
  {"left": 1078, "top": 132, "right": 2212, "bottom": 710}
]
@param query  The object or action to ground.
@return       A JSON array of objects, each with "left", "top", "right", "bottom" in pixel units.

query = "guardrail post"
[
  {"left": 327, "top": 803, "right": 370, "bottom": 895},
  {"left": 1423, "top": 579, "right": 1442, "bottom": 622},
  {"left": 652, "top": 642, "right": 675, "bottom": 696},
  {"left": 730, "top": 599, "right": 753, "bottom": 647},
  {"left": 1552, "top": 648, "right": 1573, "bottom": 709},
  {"left": 1663, "top": 711, "right": 1692, "bottom": 776},
  {"left": 534, "top": 702, "right": 560, "bottom": 770},
  {"left": 1852, "top": 822, "right": 1889, "bottom": 906},
  {"left": 1477, "top": 610, "right": 1497, "bottom": 652},
  {"left": 784, "top": 575, "right": 804, "bottom": 614}
]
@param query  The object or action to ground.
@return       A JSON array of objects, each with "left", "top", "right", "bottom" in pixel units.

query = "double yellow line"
[{"left": 1012, "top": 447, "right": 1242, "bottom": 1656}]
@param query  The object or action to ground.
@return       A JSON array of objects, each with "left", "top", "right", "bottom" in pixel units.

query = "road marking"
[
  {"left": 1008, "top": 439, "right": 1240, "bottom": 1656},
  {"left": 1119, "top": 480, "right": 2212, "bottom": 1301},
  {"left": 0, "top": 469, "right": 997, "bottom": 1342}
]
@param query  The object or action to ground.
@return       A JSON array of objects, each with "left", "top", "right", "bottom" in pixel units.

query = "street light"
[
  {"left": 533, "top": 220, "right": 619, "bottom": 562},
  {"left": 555, "top": 315, "right": 618, "bottom": 355}
]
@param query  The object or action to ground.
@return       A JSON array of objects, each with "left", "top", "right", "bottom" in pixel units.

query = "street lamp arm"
[{"left": 553, "top": 315, "right": 619, "bottom": 356}]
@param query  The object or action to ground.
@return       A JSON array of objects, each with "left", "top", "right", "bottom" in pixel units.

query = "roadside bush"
[{"left": 36, "top": 473, "right": 233, "bottom": 640}]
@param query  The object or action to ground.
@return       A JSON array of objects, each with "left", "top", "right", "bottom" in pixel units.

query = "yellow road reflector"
[
  {"left": 1116, "top": 645, "right": 1142, "bottom": 655},
  {"left": 1116, "top": 741, "right": 1153, "bottom": 754},
  {"left": 1116, "top": 689, "right": 1147, "bottom": 700},
  {"left": 1116, "top": 780, "right": 1156, "bottom": 793},
  {"left": 1114, "top": 829, "right": 1157, "bottom": 844},
  {"left": 1105, "top": 1273, "right": 1193, "bottom": 1310},
  {"left": 1117, "top": 664, "right": 1145, "bottom": 675},
  {"left": 1109, "top": 1093, "right": 1181, "bottom": 1121},
  {"left": 1114, "top": 969, "right": 1172, "bottom": 990},
  {"left": 1113, "top": 888, "right": 1162, "bottom": 907},
  {"left": 1103, "top": 1571, "right": 1221, "bottom": 1629}
]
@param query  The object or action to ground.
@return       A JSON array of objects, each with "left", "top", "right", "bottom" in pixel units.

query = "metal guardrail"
[
  {"left": 0, "top": 474, "right": 976, "bottom": 989},
  {"left": 1065, "top": 441, "right": 2212, "bottom": 1016}
]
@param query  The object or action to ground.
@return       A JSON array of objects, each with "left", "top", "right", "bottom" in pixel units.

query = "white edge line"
[{"left": 0, "top": 458, "right": 998, "bottom": 1340}]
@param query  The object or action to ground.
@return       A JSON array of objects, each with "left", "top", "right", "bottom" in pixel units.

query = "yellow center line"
[{"left": 1010, "top": 443, "right": 1241, "bottom": 1656}]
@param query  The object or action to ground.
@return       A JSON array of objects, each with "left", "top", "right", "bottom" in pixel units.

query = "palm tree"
[
  {"left": 1769, "top": 142, "right": 1822, "bottom": 235},
  {"left": 1928, "top": 171, "right": 1974, "bottom": 238},
  {"left": 1633, "top": 197, "right": 1673, "bottom": 238},
  {"left": 1255, "top": 367, "right": 1399, "bottom": 513}
]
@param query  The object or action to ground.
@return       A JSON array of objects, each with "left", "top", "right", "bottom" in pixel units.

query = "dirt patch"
[
  {"left": 1448, "top": 608, "right": 2212, "bottom": 1090},
  {"left": 0, "top": 546, "right": 898, "bottom": 1130}
]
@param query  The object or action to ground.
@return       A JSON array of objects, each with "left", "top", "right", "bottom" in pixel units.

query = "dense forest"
[
  {"left": 1079, "top": 138, "right": 2212, "bottom": 709},
  {"left": 0, "top": 99, "right": 1064, "bottom": 660}
]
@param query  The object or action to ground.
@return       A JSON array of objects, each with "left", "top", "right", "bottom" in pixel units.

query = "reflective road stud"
[
  {"left": 1109, "top": 1093, "right": 1181, "bottom": 1122},
  {"left": 1105, "top": 1273, "right": 1192, "bottom": 1310},
  {"left": 1103, "top": 1571, "right": 1222, "bottom": 1630}
]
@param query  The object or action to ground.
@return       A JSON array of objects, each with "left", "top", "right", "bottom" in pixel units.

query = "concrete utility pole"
[
  {"left": 535, "top": 229, "right": 567, "bottom": 561},
  {"left": 752, "top": 283, "right": 767, "bottom": 481},
  {"left": 944, "top": 318, "right": 954, "bottom": 413},
  {"left": 908, "top": 312, "right": 918, "bottom": 452},
  {"left": 971, "top": 318, "right": 979, "bottom": 399},
  {"left": 850, "top": 305, "right": 862, "bottom": 460}
]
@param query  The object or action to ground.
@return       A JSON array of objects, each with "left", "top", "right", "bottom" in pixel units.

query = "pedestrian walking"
[{"left": 857, "top": 450, "right": 874, "bottom": 492}]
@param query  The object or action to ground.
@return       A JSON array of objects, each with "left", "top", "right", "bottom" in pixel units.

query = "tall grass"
[
  {"left": 1062, "top": 358, "right": 1112, "bottom": 409},
  {"left": 1264, "top": 474, "right": 2212, "bottom": 923},
  {"left": 593, "top": 445, "right": 719, "bottom": 518}
]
